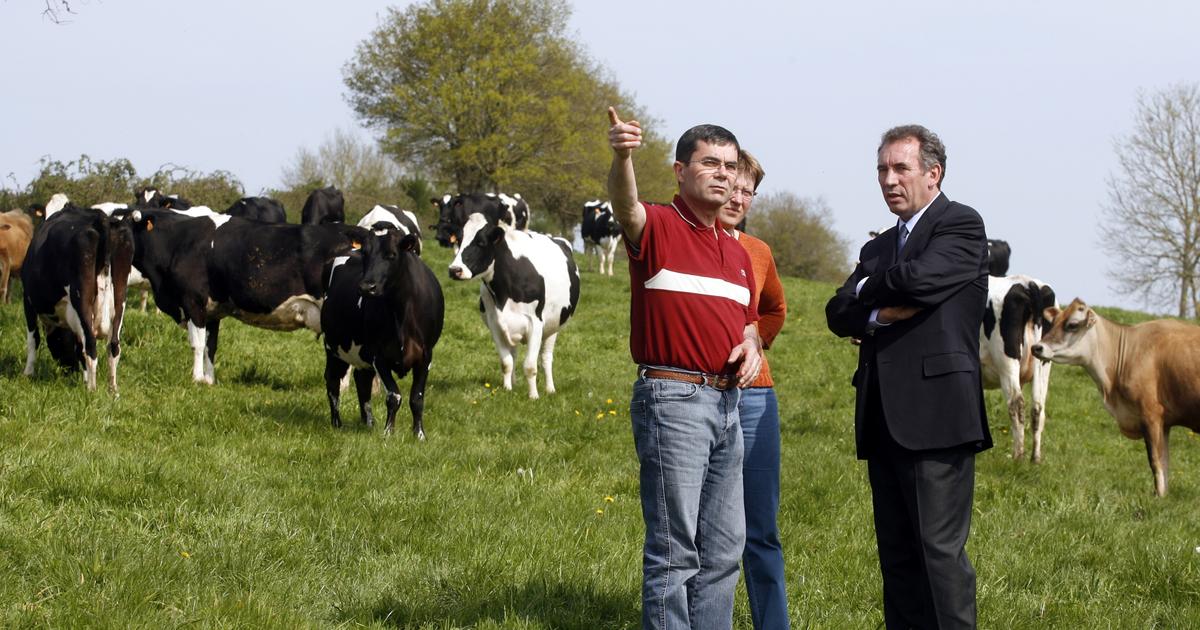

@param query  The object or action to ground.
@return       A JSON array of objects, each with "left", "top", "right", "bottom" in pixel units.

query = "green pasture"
[{"left": 1, "top": 244, "right": 1198, "bottom": 628}]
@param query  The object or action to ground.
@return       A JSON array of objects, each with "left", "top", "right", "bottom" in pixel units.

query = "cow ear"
[
  {"left": 489, "top": 226, "right": 505, "bottom": 243},
  {"left": 1042, "top": 306, "right": 1059, "bottom": 324},
  {"left": 1086, "top": 309, "right": 1097, "bottom": 328},
  {"left": 400, "top": 233, "right": 419, "bottom": 252}
]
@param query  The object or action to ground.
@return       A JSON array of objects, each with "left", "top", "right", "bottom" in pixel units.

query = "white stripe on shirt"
[{"left": 644, "top": 268, "right": 750, "bottom": 306}]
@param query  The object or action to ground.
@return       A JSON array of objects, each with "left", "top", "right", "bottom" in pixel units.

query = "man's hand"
[
  {"left": 608, "top": 107, "right": 642, "bottom": 158},
  {"left": 877, "top": 305, "right": 923, "bottom": 324},
  {"left": 727, "top": 327, "right": 763, "bottom": 389}
]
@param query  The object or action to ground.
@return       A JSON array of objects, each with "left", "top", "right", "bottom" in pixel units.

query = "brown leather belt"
[{"left": 641, "top": 367, "right": 737, "bottom": 391}]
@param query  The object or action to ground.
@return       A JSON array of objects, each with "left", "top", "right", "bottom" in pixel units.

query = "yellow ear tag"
[
  {"left": 351, "top": 240, "right": 362, "bottom": 250},
  {"left": 449, "top": 234, "right": 457, "bottom": 244},
  {"left": 146, "top": 218, "right": 154, "bottom": 232}
]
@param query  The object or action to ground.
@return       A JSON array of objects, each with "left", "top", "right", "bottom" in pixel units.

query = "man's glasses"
[{"left": 687, "top": 157, "right": 739, "bottom": 174}]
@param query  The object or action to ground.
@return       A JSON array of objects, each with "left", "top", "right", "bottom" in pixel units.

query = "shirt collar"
[
  {"left": 671, "top": 195, "right": 717, "bottom": 234},
  {"left": 900, "top": 191, "right": 941, "bottom": 233}
]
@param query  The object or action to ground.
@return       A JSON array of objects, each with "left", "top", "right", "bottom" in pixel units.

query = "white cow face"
[
  {"left": 447, "top": 213, "right": 502, "bottom": 281},
  {"left": 1032, "top": 298, "right": 1097, "bottom": 365}
]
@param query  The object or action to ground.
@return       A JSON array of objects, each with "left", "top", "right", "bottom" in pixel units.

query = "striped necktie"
[{"left": 898, "top": 224, "right": 909, "bottom": 254}]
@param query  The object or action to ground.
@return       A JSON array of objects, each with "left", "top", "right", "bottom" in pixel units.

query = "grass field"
[{"left": 1, "top": 243, "right": 1199, "bottom": 629}]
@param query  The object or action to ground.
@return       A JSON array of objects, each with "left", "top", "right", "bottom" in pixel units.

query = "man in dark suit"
[{"left": 826, "top": 124, "right": 991, "bottom": 629}]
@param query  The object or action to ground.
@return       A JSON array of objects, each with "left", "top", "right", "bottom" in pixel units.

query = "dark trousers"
[
  {"left": 868, "top": 449, "right": 977, "bottom": 629},
  {"left": 863, "top": 370, "right": 978, "bottom": 629}
]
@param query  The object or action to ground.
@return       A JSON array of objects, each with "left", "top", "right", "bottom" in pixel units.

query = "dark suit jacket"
[{"left": 826, "top": 193, "right": 993, "bottom": 459}]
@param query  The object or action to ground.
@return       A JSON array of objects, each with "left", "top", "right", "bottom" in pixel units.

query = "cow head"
[
  {"left": 358, "top": 226, "right": 420, "bottom": 298},
  {"left": 433, "top": 194, "right": 465, "bottom": 248},
  {"left": 447, "top": 213, "right": 504, "bottom": 281},
  {"left": 1031, "top": 298, "right": 1098, "bottom": 365}
]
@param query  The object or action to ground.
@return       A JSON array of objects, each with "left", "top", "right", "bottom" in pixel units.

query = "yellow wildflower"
[
  {"left": 180, "top": 551, "right": 191, "bottom": 559},
  {"left": 605, "top": 496, "right": 615, "bottom": 503}
]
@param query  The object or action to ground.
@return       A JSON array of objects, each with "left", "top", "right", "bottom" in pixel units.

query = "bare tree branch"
[{"left": 1103, "top": 83, "right": 1200, "bottom": 318}]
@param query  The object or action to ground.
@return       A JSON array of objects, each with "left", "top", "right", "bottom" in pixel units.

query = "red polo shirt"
[{"left": 626, "top": 195, "right": 758, "bottom": 375}]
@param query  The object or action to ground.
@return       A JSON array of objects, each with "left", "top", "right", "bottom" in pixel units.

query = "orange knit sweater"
[{"left": 735, "top": 230, "right": 786, "bottom": 388}]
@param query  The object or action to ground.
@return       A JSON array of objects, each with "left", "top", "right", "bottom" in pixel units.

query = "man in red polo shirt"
[{"left": 607, "top": 107, "right": 763, "bottom": 630}]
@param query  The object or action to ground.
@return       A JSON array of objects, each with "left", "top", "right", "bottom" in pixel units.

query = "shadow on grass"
[
  {"left": 229, "top": 363, "right": 297, "bottom": 391},
  {"left": 343, "top": 579, "right": 638, "bottom": 629}
]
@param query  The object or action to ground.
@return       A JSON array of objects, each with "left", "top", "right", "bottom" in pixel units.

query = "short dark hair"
[
  {"left": 676, "top": 124, "right": 739, "bottom": 163},
  {"left": 878, "top": 124, "right": 947, "bottom": 185}
]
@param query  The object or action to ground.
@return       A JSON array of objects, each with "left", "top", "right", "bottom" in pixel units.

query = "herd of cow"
[
  {"left": 0, "top": 187, "right": 592, "bottom": 439},
  {"left": 1, "top": 189, "right": 1198, "bottom": 495}
]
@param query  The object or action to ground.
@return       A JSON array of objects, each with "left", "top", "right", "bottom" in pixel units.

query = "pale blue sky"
[{"left": 3, "top": 1, "right": 1198, "bottom": 312}]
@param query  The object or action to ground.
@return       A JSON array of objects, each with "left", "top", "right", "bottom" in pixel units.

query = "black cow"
[
  {"left": 580, "top": 200, "right": 622, "bottom": 276},
  {"left": 987, "top": 238, "right": 1011, "bottom": 276},
  {"left": 321, "top": 227, "right": 444, "bottom": 437},
  {"left": 135, "top": 187, "right": 193, "bottom": 210},
  {"left": 21, "top": 204, "right": 135, "bottom": 392},
  {"left": 226, "top": 197, "right": 287, "bottom": 223},
  {"left": 301, "top": 186, "right": 345, "bottom": 225},
  {"left": 431, "top": 192, "right": 530, "bottom": 248},
  {"left": 128, "top": 207, "right": 367, "bottom": 383},
  {"left": 448, "top": 212, "right": 579, "bottom": 398},
  {"left": 357, "top": 205, "right": 423, "bottom": 254}
]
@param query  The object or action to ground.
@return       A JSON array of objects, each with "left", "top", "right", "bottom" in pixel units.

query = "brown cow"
[
  {"left": 1032, "top": 298, "right": 1200, "bottom": 496},
  {"left": 0, "top": 209, "right": 35, "bottom": 303}
]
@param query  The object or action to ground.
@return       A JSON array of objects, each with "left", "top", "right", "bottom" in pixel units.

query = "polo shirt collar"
[{"left": 671, "top": 195, "right": 716, "bottom": 233}]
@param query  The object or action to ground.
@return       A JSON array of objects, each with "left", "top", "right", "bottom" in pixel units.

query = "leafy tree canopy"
[{"left": 343, "top": 0, "right": 676, "bottom": 235}]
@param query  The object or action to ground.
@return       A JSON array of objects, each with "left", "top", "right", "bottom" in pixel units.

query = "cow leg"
[
  {"left": 23, "top": 297, "right": 40, "bottom": 377},
  {"left": 487, "top": 323, "right": 516, "bottom": 391},
  {"left": 375, "top": 366, "right": 402, "bottom": 436},
  {"left": 108, "top": 281, "right": 128, "bottom": 398},
  {"left": 999, "top": 366, "right": 1025, "bottom": 460},
  {"left": 1143, "top": 418, "right": 1169, "bottom": 497},
  {"left": 409, "top": 360, "right": 431, "bottom": 441},
  {"left": 204, "top": 321, "right": 220, "bottom": 385},
  {"left": 186, "top": 321, "right": 210, "bottom": 384},
  {"left": 541, "top": 332, "right": 559, "bottom": 395},
  {"left": 66, "top": 282, "right": 99, "bottom": 392},
  {"left": 324, "top": 355, "right": 349, "bottom": 428},
  {"left": 1029, "top": 360, "right": 1052, "bottom": 463},
  {"left": 139, "top": 288, "right": 149, "bottom": 312},
  {"left": 353, "top": 368, "right": 376, "bottom": 427},
  {"left": 0, "top": 261, "right": 9, "bottom": 304},
  {"left": 523, "top": 320, "right": 545, "bottom": 399}
]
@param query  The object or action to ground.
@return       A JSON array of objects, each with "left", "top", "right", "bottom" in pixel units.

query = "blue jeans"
[
  {"left": 740, "top": 387, "right": 789, "bottom": 629},
  {"left": 631, "top": 372, "right": 745, "bottom": 630}
]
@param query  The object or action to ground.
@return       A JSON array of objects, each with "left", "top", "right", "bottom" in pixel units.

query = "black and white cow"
[
  {"left": 301, "top": 186, "right": 345, "bottom": 225},
  {"left": 432, "top": 192, "right": 530, "bottom": 248},
  {"left": 321, "top": 227, "right": 444, "bottom": 438},
  {"left": 226, "top": 197, "right": 287, "bottom": 223},
  {"left": 979, "top": 274, "right": 1057, "bottom": 462},
  {"left": 580, "top": 200, "right": 622, "bottom": 276},
  {"left": 448, "top": 212, "right": 579, "bottom": 398},
  {"left": 987, "top": 239, "right": 1012, "bottom": 276},
  {"left": 135, "top": 188, "right": 193, "bottom": 210},
  {"left": 21, "top": 204, "right": 135, "bottom": 392},
  {"left": 128, "top": 207, "right": 367, "bottom": 383},
  {"left": 357, "top": 204, "right": 422, "bottom": 254},
  {"left": 90, "top": 201, "right": 154, "bottom": 311}
]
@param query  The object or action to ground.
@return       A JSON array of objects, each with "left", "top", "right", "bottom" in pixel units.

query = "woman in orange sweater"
[{"left": 719, "top": 150, "right": 789, "bottom": 629}]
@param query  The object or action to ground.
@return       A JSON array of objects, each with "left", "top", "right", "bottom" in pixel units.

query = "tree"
[
  {"left": 274, "top": 128, "right": 424, "bottom": 224},
  {"left": 3, "top": 155, "right": 243, "bottom": 210},
  {"left": 747, "top": 192, "right": 851, "bottom": 283},
  {"left": 342, "top": 0, "right": 675, "bottom": 235},
  {"left": 1102, "top": 83, "right": 1200, "bottom": 318}
]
